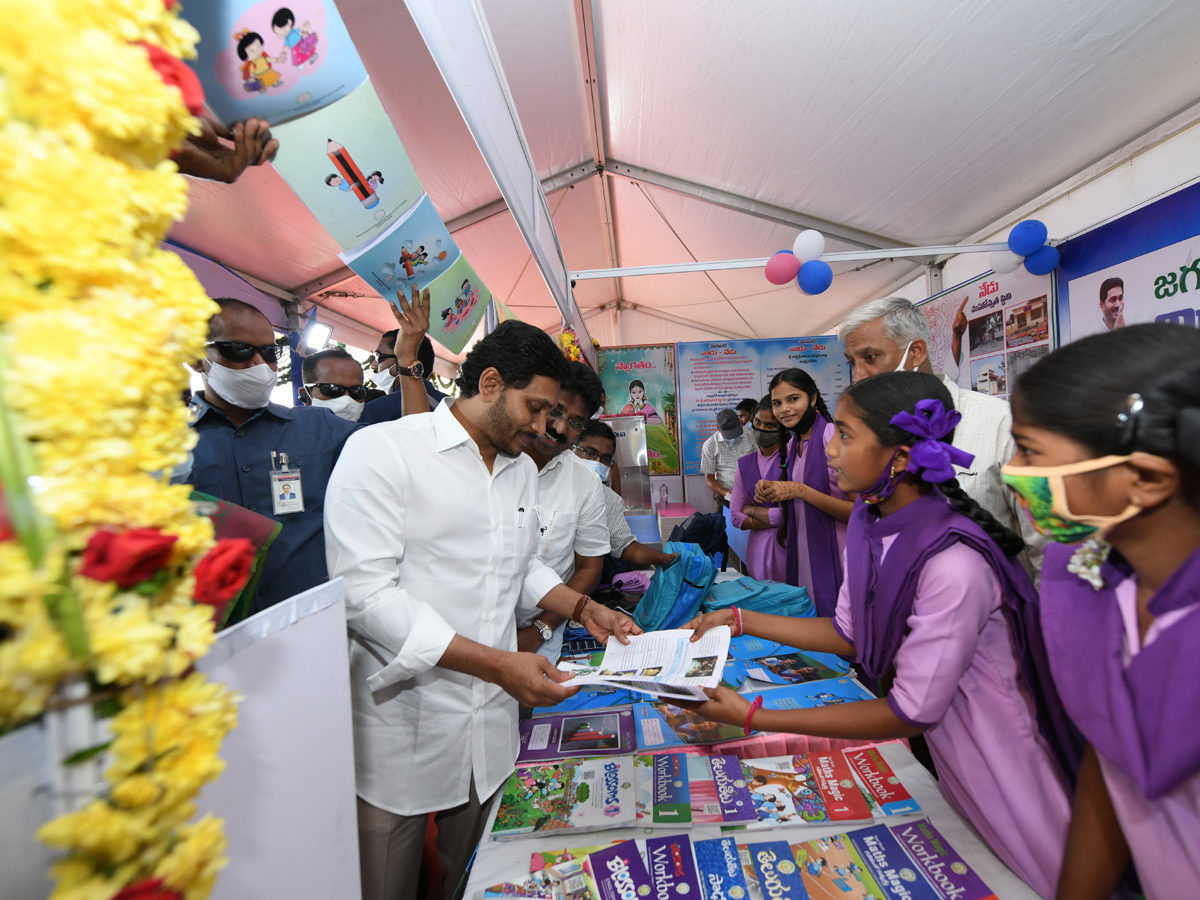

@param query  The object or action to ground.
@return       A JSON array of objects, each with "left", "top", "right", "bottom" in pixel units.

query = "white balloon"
[
  {"left": 990, "top": 250, "right": 1024, "bottom": 274},
  {"left": 792, "top": 229, "right": 826, "bottom": 264}
]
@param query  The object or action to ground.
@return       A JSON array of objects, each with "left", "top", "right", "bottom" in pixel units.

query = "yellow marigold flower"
[
  {"left": 82, "top": 588, "right": 172, "bottom": 686},
  {"left": 46, "top": 858, "right": 143, "bottom": 900},
  {"left": 37, "top": 800, "right": 160, "bottom": 865},
  {"left": 110, "top": 773, "right": 166, "bottom": 811},
  {"left": 155, "top": 814, "right": 228, "bottom": 899}
]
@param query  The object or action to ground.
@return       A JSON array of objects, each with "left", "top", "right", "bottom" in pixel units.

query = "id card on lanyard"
[{"left": 270, "top": 451, "right": 304, "bottom": 515}]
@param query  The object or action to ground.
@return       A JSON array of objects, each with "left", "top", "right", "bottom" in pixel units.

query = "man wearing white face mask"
[
  {"left": 184, "top": 298, "right": 358, "bottom": 614},
  {"left": 300, "top": 348, "right": 369, "bottom": 423},
  {"left": 840, "top": 295, "right": 1046, "bottom": 578}
]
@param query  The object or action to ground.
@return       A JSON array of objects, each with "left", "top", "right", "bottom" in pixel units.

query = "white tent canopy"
[{"left": 169, "top": 0, "right": 1200, "bottom": 353}]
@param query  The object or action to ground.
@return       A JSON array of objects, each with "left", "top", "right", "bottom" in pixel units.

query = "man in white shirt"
[
  {"left": 324, "top": 320, "right": 636, "bottom": 900},
  {"left": 515, "top": 361, "right": 612, "bottom": 660},
  {"left": 700, "top": 403, "right": 757, "bottom": 504},
  {"left": 839, "top": 296, "right": 1047, "bottom": 578}
]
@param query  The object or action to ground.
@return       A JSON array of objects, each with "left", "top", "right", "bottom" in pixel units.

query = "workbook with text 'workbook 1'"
[{"left": 558, "top": 627, "right": 731, "bottom": 701}]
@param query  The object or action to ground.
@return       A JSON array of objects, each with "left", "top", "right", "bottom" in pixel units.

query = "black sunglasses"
[
  {"left": 373, "top": 350, "right": 397, "bottom": 363},
  {"left": 307, "top": 383, "right": 368, "bottom": 401},
  {"left": 207, "top": 341, "right": 282, "bottom": 363}
]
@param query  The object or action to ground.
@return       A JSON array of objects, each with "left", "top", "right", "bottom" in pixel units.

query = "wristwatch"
[
  {"left": 395, "top": 360, "right": 425, "bottom": 379},
  {"left": 532, "top": 618, "right": 553, "bottom": 642}
]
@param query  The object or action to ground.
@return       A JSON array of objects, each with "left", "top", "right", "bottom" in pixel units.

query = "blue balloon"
[
  {"left": 1008, "top": 220, "right": 1049, "bottom": 257},
  {"left": 797, "top": 259, "right": 834, "bottom": 295},
  {"left": 1023, "top": 244, "right": 1060, "bottom": 276}
]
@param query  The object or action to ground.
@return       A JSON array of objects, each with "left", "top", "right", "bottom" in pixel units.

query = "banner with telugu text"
[{"left": 675, "top": 337, "right": 847, "bottom": 475}]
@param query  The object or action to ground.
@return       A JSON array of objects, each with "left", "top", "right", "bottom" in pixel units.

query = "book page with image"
[{"left": 559, "top": 627, "right": 731, "bottom": 700}]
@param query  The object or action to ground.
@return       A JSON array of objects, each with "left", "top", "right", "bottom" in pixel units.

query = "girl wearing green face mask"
[{"left": 1004, "top": 323, "right": 1200, "bottom": 900}]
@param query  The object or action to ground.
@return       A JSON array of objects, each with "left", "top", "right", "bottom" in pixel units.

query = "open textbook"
[{"left": 559, "top": 627, "right": 731, "bottom": 701}]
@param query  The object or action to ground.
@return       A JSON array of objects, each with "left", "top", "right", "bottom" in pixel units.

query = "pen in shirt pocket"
[{"left": 518, "top": 507, "right": 524, "bottom": 528}]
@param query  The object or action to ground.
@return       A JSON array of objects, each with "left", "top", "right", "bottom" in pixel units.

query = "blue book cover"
[
  {"left": 633, "top": 701, "right": 747, "bottom": 750},
  {"left": 646, "top": 835, "right": 703, "bottom": 900},
  {"left": 694, "top": 837, "right": 753, "bottom": 900},
  {"left": 724, "top": 651, "right": 849, "bottom": 688},
  {"left": 709, "top": 754, "right": 758, "bottom": 823},
  {"left": 847, "top": 825, "right": 942, "bottom": 900},
  {"left": 533, "top": 685, "right": 639, "bottom": 718},
  {"left": 752, "top": 677, "right": 875, "bottom": 711},
  {"left": 745, "top": 840, "right": 808, "bottom": 900}
]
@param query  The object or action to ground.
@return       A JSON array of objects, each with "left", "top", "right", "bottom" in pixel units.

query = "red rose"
[
  {"left": 81, "top": 529, "right": 178, "bottom": 589},
  {"left": 142, "top": 43, "right": 205, "bottom": 116},
  {"left": 113, "top": 878, "right": 183, "bottom": 900},
  {"left": 193, "top": 539, "right": 256, "bottom": 608},
  {"left": 0, "top": 489, "right": 13, "bottom": 542}
]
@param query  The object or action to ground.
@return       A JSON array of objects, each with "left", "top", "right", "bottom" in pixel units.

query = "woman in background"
[{"left": 729, "top": 396, "right": 787, "bottom": 580}]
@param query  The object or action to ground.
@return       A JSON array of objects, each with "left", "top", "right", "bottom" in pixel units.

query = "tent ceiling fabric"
[{"left": 167, "top": 0, "right": 1200, "bottom": 351}]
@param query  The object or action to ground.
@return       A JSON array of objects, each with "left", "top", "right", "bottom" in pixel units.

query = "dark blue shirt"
[
  {"left": 186, "top": 394, "right": 357, "bottom": 615},
  {"left": 360, "top": 380, "right": 447, "bottom": 425}
]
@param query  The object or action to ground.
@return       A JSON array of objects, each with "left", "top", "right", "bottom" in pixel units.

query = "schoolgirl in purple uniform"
[
  {"left": 754, "top": 368, "right": 852, "bottom": 615},
  {"left": 1003, "top": 324, "right": 1200, "bottom": 899},
  {"left": 684, "top": 372, "right": 1077, "bottom": 897}
]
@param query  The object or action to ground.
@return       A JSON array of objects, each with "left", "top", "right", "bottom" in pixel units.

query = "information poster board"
[
  {"left": 598, "top": 344, "right": 680, "bottom": 475},
  {"left": 917, "top": 268, "right": 1053, "bottom": 399},
  {"left": 1056, "top": 180, "right": 1200, "bottom": 344},
  {"left": 676, "top": 337, "right": 846, "bottom": 475}
]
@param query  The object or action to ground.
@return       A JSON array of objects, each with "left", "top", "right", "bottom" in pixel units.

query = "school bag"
[
  {"left": 666, "top": 512, "right": 728, "bottom": 568},
  {"left": 631, "top": 541, "right": 718, "bottom": 632},
  {"left": 701, "top": 576, "right": 814, "bottom": 618}
]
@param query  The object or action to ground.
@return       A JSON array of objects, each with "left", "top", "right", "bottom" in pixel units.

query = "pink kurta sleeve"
[
  {"left": 729, "top": 466, "right": 751, "bottom": 528},
  {"left": 831, "top": 548, "right": 855, "bottom": 647},
  {"left": 886, "top": 543, "right": 1001, "bottom": 728}
]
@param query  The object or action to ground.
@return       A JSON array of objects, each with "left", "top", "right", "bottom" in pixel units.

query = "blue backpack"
[
  {"left": 632, "top": 541, "right": 718, "bottom": 632},
  {"left": 701, "top": 576, "right": 814, "bottom": 619}
]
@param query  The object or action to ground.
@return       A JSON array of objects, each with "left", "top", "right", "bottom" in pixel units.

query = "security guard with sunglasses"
[
  {"left": 185, "top": 297, "right": 359, "bottom": 615},
  {"left": 299, "top": 347, "right": 371, "bottom": 422}
]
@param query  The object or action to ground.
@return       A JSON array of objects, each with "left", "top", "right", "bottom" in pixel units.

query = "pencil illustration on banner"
[{"left": 327, "top": 138, "right": 378, "bottom": 209}]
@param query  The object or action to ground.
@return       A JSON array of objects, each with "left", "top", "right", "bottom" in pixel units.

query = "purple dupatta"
[
  {"left": 784, "top": 414, "right": 843, "bottom": 616},
  {"left": 845, "top": 492, "right": 1083, "bottom": 783},
  {"left": 1041, "top": 543, "right": 1200, "bottom": 799}
]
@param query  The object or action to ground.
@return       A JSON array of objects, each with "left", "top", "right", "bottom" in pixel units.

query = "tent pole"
[{"left": 404, "top": 0, "right": 597, "bottom": 367}]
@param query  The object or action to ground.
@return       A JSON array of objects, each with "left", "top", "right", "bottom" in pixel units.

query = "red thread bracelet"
[
  {"left": 731, "top": 605, "right": 743, "bottom": 637},
  {"left": 744, "top": 695, "right": 764, "bottom": 734}
]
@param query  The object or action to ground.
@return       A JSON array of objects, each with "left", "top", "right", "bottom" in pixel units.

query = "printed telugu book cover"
[
  {"left": 632, "top": 700, "right": 746, "bottom": 750},
  {"left": 490, "top": 757, "right": 636, "bottom": 841}
]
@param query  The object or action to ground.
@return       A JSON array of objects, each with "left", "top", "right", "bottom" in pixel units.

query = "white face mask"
[
  {"left": 312, "top": 395, "right": 364, "bottom": 423},
  {"left": 579, "top": 458, "right": 611, "bottom": 483},
  {"left": 204, "top": 359, "right": 277, "bottom": 410},
  {"left": 895, "top": 340, "right": 915, "bottom": 372},
  {"left": 371, "top": 367, "right": 397, "bottom": 393}
]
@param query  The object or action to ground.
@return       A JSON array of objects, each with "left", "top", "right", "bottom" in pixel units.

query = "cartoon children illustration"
[
  {"left": 236, "top": 30, "right": 285, "bottom": 93},
  {"left": 325, "top": 174, "right": 351, "bottom": 192},
  {"left": 271, "top": 7, "right": 319, "bottom": 68},
  {"left": 620, "top": 379, "right": 663, "bottom": 424},
  {"left": 366, "top": 171, "right": 385, "bottom": 192},
  {"left": 441, "top": 279, "right": 478, "bottom": 327}
]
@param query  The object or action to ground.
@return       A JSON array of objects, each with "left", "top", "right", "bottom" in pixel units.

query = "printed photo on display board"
[
  {"left": 186, "top": 0, "right": 368, "bottom": 125},
  {"left": 918, "top": 267, "right": 1053, "bottom": 398},
  {"left": 598, "top": 345, "right": 680, "bottom": 475},
  {"left": 271, "top": 80, "right": 424, "bottom": 252},
  {"left": 340, "top": 194, "right": 460, "bottom": 295},
  {"left": 1057, "top": 180, "right": 1200, "bottom": 344},
  {"left": 675, "top": 337, "right": 847, "bottom": 475}
]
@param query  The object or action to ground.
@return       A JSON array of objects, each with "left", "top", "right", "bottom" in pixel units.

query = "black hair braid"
[
  {"left": 811, "top": 392, "right": 832, "bottom": 422},
  {"left": 936, "top": 478, "right": 1024, "bottom": 557},
  {"left": 775, "top": 428, "right": 792, "bottom": 547}
]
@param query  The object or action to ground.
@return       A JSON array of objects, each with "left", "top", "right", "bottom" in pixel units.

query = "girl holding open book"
[
  {"left": 682, "top": 371, "right": 1076, "bottom": 898},
  {"left": 1002, "top": 324, "right": 1200, "bottom": 899}
]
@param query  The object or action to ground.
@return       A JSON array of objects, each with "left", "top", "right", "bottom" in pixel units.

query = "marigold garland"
[{"left": 0, "top": 2, "right": 240, "bottom": 898}]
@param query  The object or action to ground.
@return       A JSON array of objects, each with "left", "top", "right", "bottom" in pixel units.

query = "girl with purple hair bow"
[{"left": 683, "top": 371, "right": 1078, "bottom": 899}]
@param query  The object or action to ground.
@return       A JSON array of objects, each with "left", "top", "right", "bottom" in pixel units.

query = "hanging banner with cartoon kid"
[{"left": 186, "top": 0, "right": 368, "bottom": 125}]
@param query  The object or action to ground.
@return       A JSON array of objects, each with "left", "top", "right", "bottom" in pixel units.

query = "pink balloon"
[{"left": 764, "top": 251, "right": 801, "bottom": 285}]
